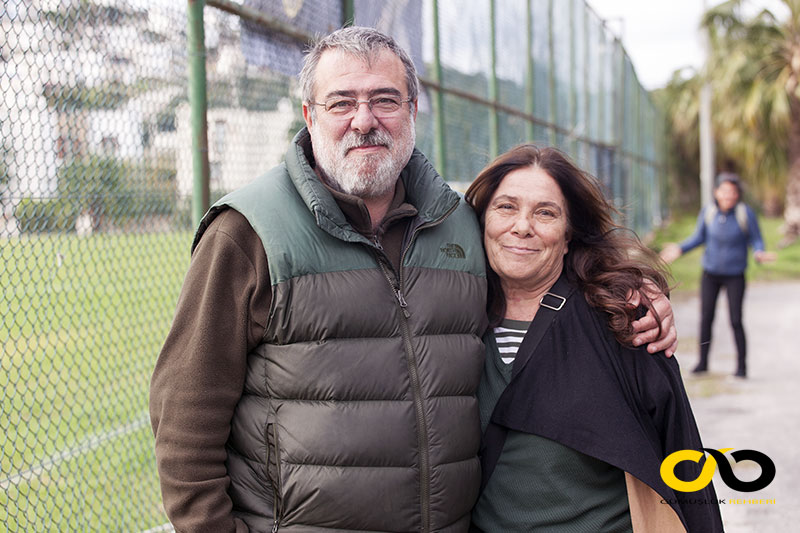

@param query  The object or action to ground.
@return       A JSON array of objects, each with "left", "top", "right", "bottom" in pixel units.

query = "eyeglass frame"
[{"left": 309, "top": 95, "right": 415, "bottom": 118}]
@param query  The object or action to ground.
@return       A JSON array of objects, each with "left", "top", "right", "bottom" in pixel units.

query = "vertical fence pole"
[
  {"left": 431, "top": 0, "right": 446, "bottom": 177},
  {"left": 525, "top": 0, "right": 534, "bottom": 141},
  {"left": 598, "top": 33, "right": 605, "bottom": 151},
  {"left": 489, "top": 0, "right": 499, "bottom": 158},
  {"left": 342, "top": 0, "right": 354, "bottom": 26},
  {"left": 583, "top": 3, "right": 590, "bottom": 167},
  {"left": 634, "top": 85, "right": 642, "bottom": 231},
  {"left": 614, "top": 42, "right": 626, "bottom": 216},
  {"left": 547, "top": 0, "right": 556, "bottom": 146},
  {"left": 188, "top": 0, "right": 210, "bottom": 227},
  {"left": 568, "top": 0, "right": 577, "bottom": 156}
]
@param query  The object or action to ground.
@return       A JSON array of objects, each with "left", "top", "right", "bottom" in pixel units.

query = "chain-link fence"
[{"left": 0, "top": 0, "right": 664, "bottom": 531}]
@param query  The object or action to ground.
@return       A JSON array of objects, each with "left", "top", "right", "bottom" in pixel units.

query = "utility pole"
[{"left": 699, "top": 0, "right": 715, "bottom": 207}]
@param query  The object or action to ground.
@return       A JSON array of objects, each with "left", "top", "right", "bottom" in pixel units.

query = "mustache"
[{"left": 341, "top": 129, "right": 393, "bottom": 154}]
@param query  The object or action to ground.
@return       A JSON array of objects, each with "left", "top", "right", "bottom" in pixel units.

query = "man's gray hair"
[{"left": 299, "top": 26, "right": 419, "bottom": 106}]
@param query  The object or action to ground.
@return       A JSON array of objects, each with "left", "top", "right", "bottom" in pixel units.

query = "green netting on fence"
[{"left": 1, "top": 1, "right": 663, "bottom": 530}]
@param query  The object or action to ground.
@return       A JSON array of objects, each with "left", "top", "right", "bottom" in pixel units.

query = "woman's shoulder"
[{"left": 563, "top": 288, "right": 680, "bottom": 376}]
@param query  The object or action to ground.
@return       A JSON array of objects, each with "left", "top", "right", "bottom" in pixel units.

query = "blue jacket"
[{"left": 680, "top": 202, "right": 765, "bottom": 275}]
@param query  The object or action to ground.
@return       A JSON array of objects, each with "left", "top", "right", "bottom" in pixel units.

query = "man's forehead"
[{"left": 314, "top": 48, "right": 404, "bottom": 86}]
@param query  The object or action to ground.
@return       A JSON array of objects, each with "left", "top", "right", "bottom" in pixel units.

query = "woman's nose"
[{"left": 510, "top": 215, "right": 533, "bottom": 237}]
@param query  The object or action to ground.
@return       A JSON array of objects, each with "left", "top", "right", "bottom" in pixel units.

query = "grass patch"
[
  {"left": 648, "top": 214, "right": 800, "bottom": 293},
  {"left": 1, "top": 231, "right": 192, "bottom": 531}
]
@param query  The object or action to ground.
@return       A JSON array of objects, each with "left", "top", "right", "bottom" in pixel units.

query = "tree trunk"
[{"left": 781, "top": 96, "right": 800, "bottom": 246}]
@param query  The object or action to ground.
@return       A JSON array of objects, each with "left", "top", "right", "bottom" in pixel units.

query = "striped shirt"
[{"left": 493, "top": 319, "right": 532, "bottom": 365}]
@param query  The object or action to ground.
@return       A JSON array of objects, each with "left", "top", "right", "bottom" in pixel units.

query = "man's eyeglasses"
[{"left": 311, "top": 95, "right": 413, "bottom": 118}]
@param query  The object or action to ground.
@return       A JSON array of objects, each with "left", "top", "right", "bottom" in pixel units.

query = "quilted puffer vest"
[{"left": 194, "top": 131, "right": 487, "bottom": 532}]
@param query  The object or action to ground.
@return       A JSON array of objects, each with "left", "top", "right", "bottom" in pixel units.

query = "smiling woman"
[
  {"left": 482, "top": 166, "right": 570, "bottom": 318},
  {"left": 465, "top": 144, "right": 724, "bottom": 533},
  {"left": 466, "top": 144, "right": 668, "bottom": 340}
]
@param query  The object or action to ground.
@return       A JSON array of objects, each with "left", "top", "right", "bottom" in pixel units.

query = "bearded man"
[{"left": 149, "top": 26, "right": 676, "bottom": 533}]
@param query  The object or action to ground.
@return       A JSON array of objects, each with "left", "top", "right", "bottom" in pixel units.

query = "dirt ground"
[{"left": 671, "top": 281, "right": 800, "bottom": 532}]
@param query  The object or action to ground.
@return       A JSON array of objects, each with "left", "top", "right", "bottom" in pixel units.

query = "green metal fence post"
[
  {"left": 188, "top": 0, "right": 210, "bottom": 228},
  {"left": 431, "top": 0, "right": 446, "bottom": 177},
  {"left": 598, "top": 33, "right": 605, "bottom": 150},
  {"left": 547, "top": 0, "right": 556, "bottom": 146},
  {"left": 614, "top": 42, "right": 626, "bottom": 216},
  {"left": 525, "top": 0, "right": 534, "bottom": 141},
  {"left": 489, "top": 0, "right": 499, "bottom": 158},
  {"left": 342, "top": 0, "right": 354, "bottom": 27},
  {"left": 568, "top": 0, "right": 577, "bottom": 157},
  {"left": 583, "top": 3, "right": 590, "bottom": 165},
  {"left": 634, "top": 85, "right": 642, "bottom": 231}
]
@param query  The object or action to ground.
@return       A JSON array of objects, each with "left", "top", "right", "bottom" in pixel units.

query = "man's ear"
[
  {"left": 302, "top": 102, "right": 314, "bottom": 130},
  {"left": 412, "top": 99, "right": 418, "bottom": 120}
]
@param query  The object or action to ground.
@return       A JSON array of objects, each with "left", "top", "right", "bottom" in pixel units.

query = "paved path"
[{"left": 672, "top": 281, "right": 800, "bottom": 532}]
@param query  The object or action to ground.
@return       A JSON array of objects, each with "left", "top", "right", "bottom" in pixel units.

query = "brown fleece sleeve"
[{"left": 149, "top": 209, "right": 270, "bottom": 533}]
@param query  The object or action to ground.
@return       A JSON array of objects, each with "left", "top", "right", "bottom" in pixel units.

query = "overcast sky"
[{"left": 587, "top": 0, "right": 789, "bottom": 91}]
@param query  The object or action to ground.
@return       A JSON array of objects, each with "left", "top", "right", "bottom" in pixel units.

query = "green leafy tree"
[
  {"left": 59, "top": 155, "right": 124, "bottom": 231},
  {"left": 702, "top": 0, "right": 800, "bottom": 244},
  {"left": 57, "top": 155, "right": 176, "bottom": 232},
  {"left": 652, "top": 70, "right": 703, "bottom": 212}
]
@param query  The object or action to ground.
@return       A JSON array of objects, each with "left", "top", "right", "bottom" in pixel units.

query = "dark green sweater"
[{"left": 472, "top": 328, "right": 632, "bottom": 532}]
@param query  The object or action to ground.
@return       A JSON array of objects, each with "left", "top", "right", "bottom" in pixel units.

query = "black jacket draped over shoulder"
[{"left": 480, "top": 272, "right": 724, "bottom": 533}]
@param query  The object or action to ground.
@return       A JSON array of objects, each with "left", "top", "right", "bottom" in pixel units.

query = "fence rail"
[{"left": 0, "top": 0, "right": 664, "bottom": 530}]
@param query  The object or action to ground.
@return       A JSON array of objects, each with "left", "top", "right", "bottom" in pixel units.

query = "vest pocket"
[{"left": 266, "top": 422, "right": 283, "bottom": 529}]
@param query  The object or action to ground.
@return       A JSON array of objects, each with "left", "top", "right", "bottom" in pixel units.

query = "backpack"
[{"left": 705, "top": 203, "right": 749, "bottom": 236}]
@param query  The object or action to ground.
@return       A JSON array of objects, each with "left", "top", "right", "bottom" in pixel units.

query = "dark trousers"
[{"left": 698, "top": 271, "right": 747, "bottom": 374}]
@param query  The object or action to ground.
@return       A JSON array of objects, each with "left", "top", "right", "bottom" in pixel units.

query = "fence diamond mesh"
[{"left": 1, "top": 0, "right": 664, "bottom": 530}]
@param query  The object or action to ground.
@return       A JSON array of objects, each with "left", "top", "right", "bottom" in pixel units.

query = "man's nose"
[{"left": 349, "top": 101, "right": 380, "bottom": 134}]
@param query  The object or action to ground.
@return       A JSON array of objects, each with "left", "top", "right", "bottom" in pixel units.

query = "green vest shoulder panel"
[
  {"left": 403, "top": 197, "right": 486, "bottom": 277},
  {"left": 201, "top": 165, "right": 378, "bottom": 285},
  {"left": 200, "top": 165, "right": 486, "bottom": 285}
]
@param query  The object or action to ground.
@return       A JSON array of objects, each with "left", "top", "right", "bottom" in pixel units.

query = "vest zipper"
[
  {"left": 373, "top": 199, "right": 459, "bottom": 533},
  {"left": 398, "top": 200, "right": 459, "bottom": 532},
  {"left": 375, "top": 257, "right": 427, "bottom": 531}
]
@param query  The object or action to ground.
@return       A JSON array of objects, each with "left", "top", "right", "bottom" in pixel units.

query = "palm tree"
[{"left": 702, "top": 0, "right": 800, "bottom": 244}]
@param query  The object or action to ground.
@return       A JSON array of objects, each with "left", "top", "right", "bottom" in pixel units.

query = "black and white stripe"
[{"left": 493, "top": 320, "right": 531, "bottom": 365}]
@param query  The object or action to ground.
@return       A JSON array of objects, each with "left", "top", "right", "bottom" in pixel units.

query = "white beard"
[{"left": 311, "top": 117, "right": 416, "bottom": 199}]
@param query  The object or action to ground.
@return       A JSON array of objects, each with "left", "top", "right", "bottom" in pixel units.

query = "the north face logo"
[{"left": 440, "top": 243, "right": 465, "bottom": 259}]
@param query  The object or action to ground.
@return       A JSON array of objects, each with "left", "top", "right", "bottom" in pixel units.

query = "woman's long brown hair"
[{"left": 465, "top": 144, "right": 670, "bottom": 346}]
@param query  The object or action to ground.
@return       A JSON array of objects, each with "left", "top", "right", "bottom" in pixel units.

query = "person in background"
[
  {"left": 661, "top": 172, "right": 776, "bottom": 378},
  {"left": 466, "top": 144, "right": 723, "bottom": 533}
]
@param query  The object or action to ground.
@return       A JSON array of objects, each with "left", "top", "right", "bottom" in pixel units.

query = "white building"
[
  {"left": 1, "top": 0, "right": 185, "bottom": 203},
  {"left": 174, "top": 98, "right": 297, "bottom": 198},
  {"left": 1, "top": 0, "right": 299, "bottom": 233}
]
